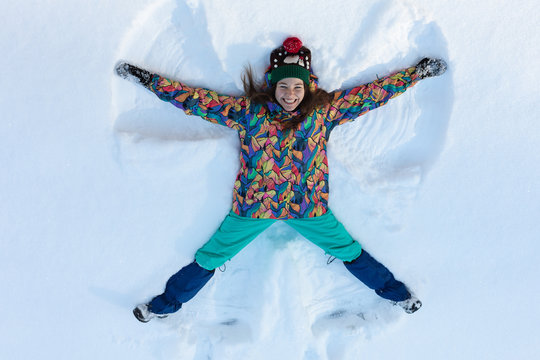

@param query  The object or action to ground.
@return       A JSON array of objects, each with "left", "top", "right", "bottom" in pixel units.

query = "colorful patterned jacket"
[{"left": 148, "top": 67, "right": 419, "bottom": 219}]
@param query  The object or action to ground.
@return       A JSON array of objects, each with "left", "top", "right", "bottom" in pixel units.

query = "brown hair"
[{"left": 242, "top": 66, "right": 332, "bottom": 131}]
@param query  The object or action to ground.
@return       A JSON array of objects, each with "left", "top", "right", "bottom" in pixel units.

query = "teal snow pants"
[
  {"left": 147, "top": 210, "right": 410, "bottom": 314},
  {"left": 194, "top": 210, "right": 363, "bottom": 271}
]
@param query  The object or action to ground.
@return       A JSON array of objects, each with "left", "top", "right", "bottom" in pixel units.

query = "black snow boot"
[
  {"left": 395, "top": 295, "right": 422, "bottom": 314},
  {"left": 133, "top": 303, "right": 169, "bottom": 323}
]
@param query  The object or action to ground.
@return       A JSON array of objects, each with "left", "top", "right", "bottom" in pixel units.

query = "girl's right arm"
[
  {"left": 115, "top": 62, "right": 249, "bottom": 131},
  {"left": 150, "top": 75, "right": 249, "bottom": 131}
]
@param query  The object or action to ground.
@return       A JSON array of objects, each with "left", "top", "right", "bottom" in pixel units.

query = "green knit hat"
[{"left": 269, "top": 37, "right": 311, "bottom": 85}]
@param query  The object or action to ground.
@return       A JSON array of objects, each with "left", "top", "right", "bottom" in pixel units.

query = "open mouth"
[{"left": 282, "top": 98, "right": 298, "bottom": 108}]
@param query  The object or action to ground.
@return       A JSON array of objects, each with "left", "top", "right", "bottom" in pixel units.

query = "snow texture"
[{"left": 1, "top": 0, "right": 539, "bottom": 359}]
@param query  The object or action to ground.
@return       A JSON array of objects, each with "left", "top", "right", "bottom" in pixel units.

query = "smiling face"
[{"left": 275, "top": 77, "right": 305, "bottom": 112}]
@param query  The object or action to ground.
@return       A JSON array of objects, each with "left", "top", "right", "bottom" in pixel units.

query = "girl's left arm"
[
  {"left": 327, "top": 66, "right": 419, "bottom": 127},
  {"left": 149, "top": 74, "right": 249, "bottom": 131}
]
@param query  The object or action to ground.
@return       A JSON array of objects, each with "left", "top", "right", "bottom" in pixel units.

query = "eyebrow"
[{"left": 277, "top": 81, "right": 304, "bottom": 86}]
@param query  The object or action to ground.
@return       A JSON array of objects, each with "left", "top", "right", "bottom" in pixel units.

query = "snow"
[{"left": 1, "top": 0, "right": 539, "bottom": 359}]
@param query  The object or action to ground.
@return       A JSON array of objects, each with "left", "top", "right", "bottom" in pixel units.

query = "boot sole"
[{"left": 133, "top": 307, "right": 150, "bottom": 323}]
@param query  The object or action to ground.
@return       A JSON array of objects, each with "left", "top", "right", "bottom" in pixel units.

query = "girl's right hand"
[{"left": 114, "top": 61, "right": 153, "bottom": 88}]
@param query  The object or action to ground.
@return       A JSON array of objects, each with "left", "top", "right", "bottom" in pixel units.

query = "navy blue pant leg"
[
  {"left": 148, "top": 261, "right": 215, "bottom": 314},
  {"left": 344, "top": 250, "right": 410, "bottom": 302}
]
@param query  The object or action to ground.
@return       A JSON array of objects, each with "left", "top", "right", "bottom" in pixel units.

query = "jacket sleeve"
[
  {"left": 148, "top": 75, "right": 249, "bottom": 131},
  {"left": 326, "top": 67, "right": 419, "bottom": 127}
]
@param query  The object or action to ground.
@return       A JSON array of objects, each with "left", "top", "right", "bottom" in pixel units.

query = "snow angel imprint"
[{"left": 115, "top": 37, "right": 447, "bottom": 322}]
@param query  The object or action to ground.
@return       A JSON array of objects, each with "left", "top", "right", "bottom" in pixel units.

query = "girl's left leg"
[
  {"left": 286, "top": 210, "right": 411, "bottom": 302},
  {"left": 343, "top": 250, "right": 410, "bottom": 301}
]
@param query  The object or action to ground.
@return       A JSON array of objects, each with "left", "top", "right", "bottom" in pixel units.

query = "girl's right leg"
[
  {"left": 194, "top": 212, "right": 276, "bottom": 271},
  {"left": 136, "top": 212, "right": 275, "bottom": 321},
  {"left": 147, "top": 261, "right": 215, "bottom": 315}
]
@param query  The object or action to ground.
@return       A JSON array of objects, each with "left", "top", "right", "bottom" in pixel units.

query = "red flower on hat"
[{"left": 283, "top": 37, "right": 303, "bottom": 54}]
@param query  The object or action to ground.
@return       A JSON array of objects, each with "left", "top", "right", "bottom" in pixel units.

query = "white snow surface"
[{"left": 2, "top": 0, "right": 539, "bottom": 359}]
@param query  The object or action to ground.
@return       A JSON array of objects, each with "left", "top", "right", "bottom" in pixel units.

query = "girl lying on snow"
[{"left": 115, "top": 37, "right": 447, "bottom": 322}]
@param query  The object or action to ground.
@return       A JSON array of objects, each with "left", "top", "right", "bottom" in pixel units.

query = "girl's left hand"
[{"left": 416, "top": 58, "right": 447, "bottom": 79}]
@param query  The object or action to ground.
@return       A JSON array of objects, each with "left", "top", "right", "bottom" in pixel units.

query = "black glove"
[
  {"left": 415, "top": 58, "right": 447, "bottom": 79},
  {"left": 114, "top": 61, "right": 153, "bottom": 88}
]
